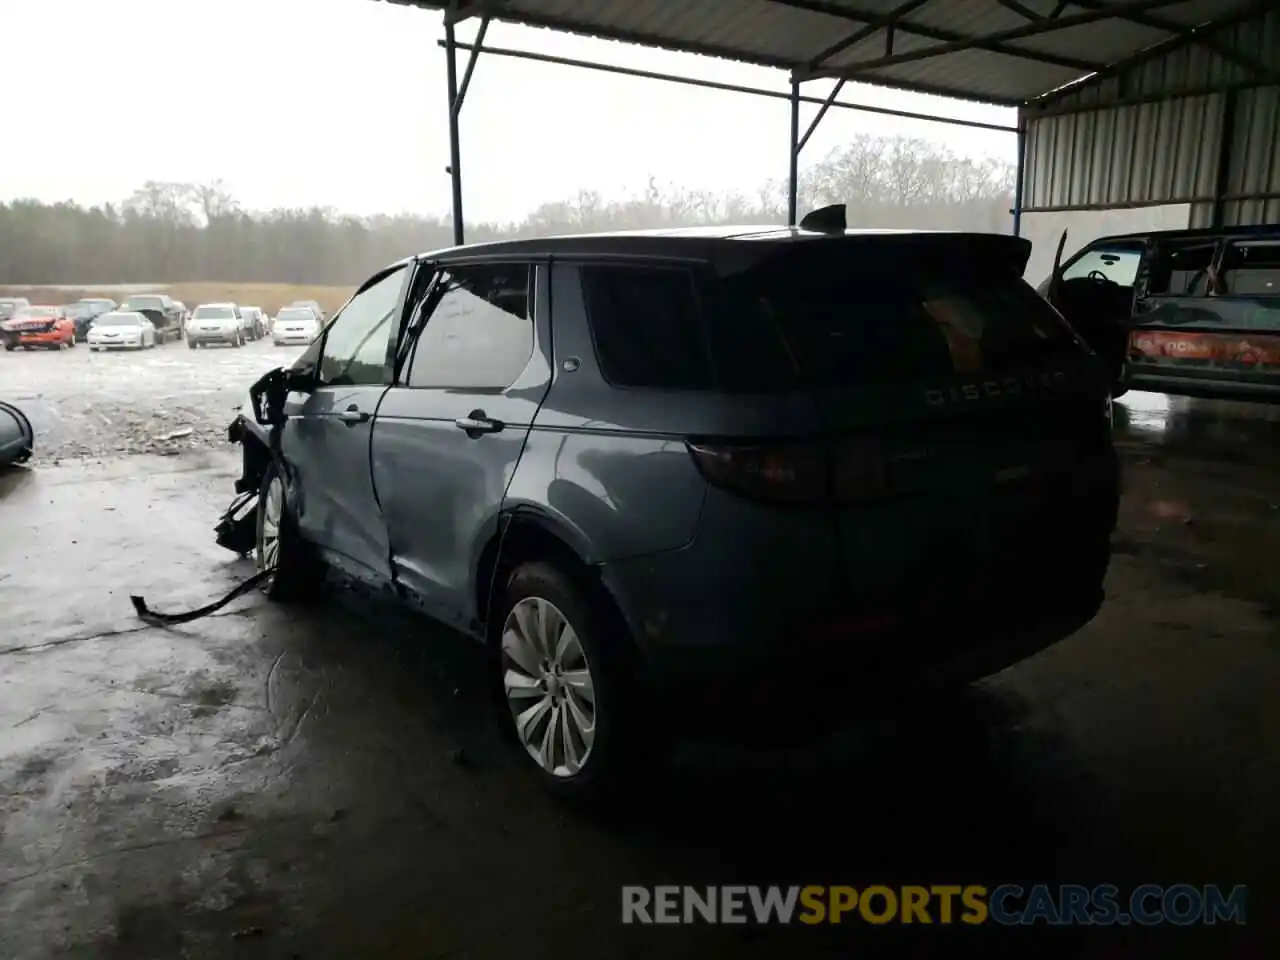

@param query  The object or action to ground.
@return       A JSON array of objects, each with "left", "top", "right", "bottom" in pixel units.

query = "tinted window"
[
  {"left": 1148, "top": 241, "right": 1218, "bottom": 295},
  {"left": 319, "top": 266, "right": 405, "bottom": 386},
  {"left": 193, "top": 306, "right": 235, "bottom": 319},
  {"left": 1063, "top": 246, "right": 1142, "bottom": 287},
  {"left": 123, "top": 296, "right": 165, "bottom": 311},
  {"left": 1221, "top": 242, "right": 1280, "bottom": 296},
  {"left": 580, "top": 265, "right": 710, "bottom": 389},
  {"left": 406, "top": 264, "right": 533, "bottom": 390},
  {"left": 707, "top": 248, "right": 1079, "bottom": 390}
]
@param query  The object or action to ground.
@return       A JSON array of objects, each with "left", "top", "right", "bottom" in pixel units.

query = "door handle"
[
  {"left": 339, "top": 404, "right": 370, "bottom": 425},
  {"left": 454, "top": 410, "right": 503, "bottom": 435}
]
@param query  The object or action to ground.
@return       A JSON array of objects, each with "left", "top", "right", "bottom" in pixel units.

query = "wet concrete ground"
[
  {"left": 1, "top": 353, "right": 1278, "bottom": 956},
  {"left": 0, "top": 337, "right": 304, "bottom": 463}
]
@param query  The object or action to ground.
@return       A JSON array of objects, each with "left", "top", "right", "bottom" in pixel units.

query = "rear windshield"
[
  {"left": 193, "top": 305, "right": 235, "bottom": 319},
  {"left": 706, "top": 248, "right": 1080, "bottom": 390},
  {"left": 123, "top": 296, "right": 165, "bottom": 310}
]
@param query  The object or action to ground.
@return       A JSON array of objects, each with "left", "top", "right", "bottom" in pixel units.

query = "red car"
[{"left": 1, "top": 306, "right": 76, "bottom": 351}]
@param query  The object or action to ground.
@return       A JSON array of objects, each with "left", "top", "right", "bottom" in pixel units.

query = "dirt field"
[{"left": 0, "top": 282, "right": 354, "bottom": 316}]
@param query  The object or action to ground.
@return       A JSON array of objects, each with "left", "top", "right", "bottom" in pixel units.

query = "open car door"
[{"left": 1046, "top": 228, "right": 1131, "bottom": 398}]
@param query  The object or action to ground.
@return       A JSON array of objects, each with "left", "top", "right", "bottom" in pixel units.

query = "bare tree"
[{"left": 0, "top": 135, "right": 1014, "bottom": 285}]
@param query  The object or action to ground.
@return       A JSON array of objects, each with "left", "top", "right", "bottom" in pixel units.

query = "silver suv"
[
  {"left": 217, "top": 223, "right": 1119, "bottom": 799},
  {"left": 187, "top": 302, "right": 245, "bottom": 348}
]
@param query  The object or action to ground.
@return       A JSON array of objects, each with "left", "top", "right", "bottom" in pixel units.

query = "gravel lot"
[{"left": 0, "top": 339, "right": 305, "bottom": 463}]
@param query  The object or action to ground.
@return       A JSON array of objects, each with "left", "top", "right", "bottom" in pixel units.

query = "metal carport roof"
[
  {"left": 379, "top": 0, "right": 1274, "bottom": 106},
  {"left": 373, "top": 0, "right": 1278, "bottom": 242}
]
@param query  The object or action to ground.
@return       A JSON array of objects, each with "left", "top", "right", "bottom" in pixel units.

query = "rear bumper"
[
  {"left": 601, "top": 453, "right": 1118, "bottom": 704},
  {"left": 1125, "top": 367, "right": 1280, "bottom": 401}
]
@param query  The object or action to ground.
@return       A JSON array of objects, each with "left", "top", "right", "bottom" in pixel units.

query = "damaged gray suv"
[{"left": 216, "top": 215, "right": 1119, "bottom": 798}]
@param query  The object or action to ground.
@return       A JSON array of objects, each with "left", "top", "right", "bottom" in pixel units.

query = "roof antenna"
[{"left": 798, "top": 203, "right": 846, "bottom": 234}]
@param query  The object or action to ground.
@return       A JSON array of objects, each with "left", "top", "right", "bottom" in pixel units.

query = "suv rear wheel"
[{"left": 491, "top": 562, "right": 659, "bottom": 801}]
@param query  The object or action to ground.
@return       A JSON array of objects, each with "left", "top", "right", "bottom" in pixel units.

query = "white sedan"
[
  {"left": 272, "top": 308, "right": 321, "bottom": 346},
  {"left": 87, "top": 312, "right": 157, "bottom": 350}
]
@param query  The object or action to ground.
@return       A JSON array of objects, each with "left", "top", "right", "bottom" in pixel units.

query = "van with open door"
[{"left": 1041, "top": 224, "right": 1280, "bottom": 401}]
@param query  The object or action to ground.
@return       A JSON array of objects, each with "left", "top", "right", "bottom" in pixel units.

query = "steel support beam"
[
  {"left": 1012, "top": 120, "right": 1027, "bottom": 237},
  {"left": 437, "top": 40, "right": 1018, "bottom": 133},
  {"left": 442, "top": 16, "right": 489, "bottom": 246},
  {"left": 1029, "top": 0, "right": 1275, "bottom": 107},
  {"left": 444, "top": 0, "right": 510, "bottom": 25},
  {"left": 1211, "top": 89, "right": 1239, "bottom": 228},
  {"left": 805, "top": 0, "right": 933, "bottom": 73},
  {"left": 787, "top": 81, "right": 801, "bottom": 226},
  {"left": 769, "top": 0, "right": 1103, "bottom": 74},
  {"left": 444, "top": 21, "right": 464, "bottom": 245},
  {"left": 803, "top": 0, "right": 1188, "bottom": 81},
  {"left": 796, "top": 79, "right": 846, "bottom": 155},
  {"left": 996, "top": 0, "right": 1045, "bottom": 21},
  {"left": 1070, "top": 0, "right": 1280, "bottom": 85}
]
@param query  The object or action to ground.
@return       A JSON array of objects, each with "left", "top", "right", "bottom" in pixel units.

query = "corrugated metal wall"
[{"left": 1020, "top": 8, "right": 1280, "bottom": 227}]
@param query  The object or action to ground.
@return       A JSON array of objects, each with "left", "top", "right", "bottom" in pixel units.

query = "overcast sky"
[{"left": 4, "top": 0, "right": 1016, "bottom": 222}]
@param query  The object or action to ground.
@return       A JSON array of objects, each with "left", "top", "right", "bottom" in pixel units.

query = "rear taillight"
[{"left": 687, "top": 437, "right": 889, "bottom": 505}]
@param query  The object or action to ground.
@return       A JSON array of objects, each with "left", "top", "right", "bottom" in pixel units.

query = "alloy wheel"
[
  {"left": 257, "top": 472, "right": 283, "bottom": 581},
  {"left": 501, "top": 597, "right": 597, "bottom": 777}
]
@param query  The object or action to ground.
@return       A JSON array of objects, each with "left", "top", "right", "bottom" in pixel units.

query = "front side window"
[
  {"left": 1062, "top": 246, "right": 1143, "bottom": 287},
  {"left": 406, "top": 263, "right": 534, "bottom": 390},
  {"left": 318, "top": 265, "right": 406, "bottom": 386}
]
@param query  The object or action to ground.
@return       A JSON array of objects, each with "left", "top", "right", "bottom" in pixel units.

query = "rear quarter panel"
[{"left": 507, "top": 261, "right": 822, "bottom": 563}]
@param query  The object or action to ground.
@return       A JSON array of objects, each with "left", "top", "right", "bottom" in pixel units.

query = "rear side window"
[
  {"left": 1221, "top": 241, "right": 1280, "bottom": 296},
  {"left": 706, "top": 248, "right": 1079, "bottom": 390},
  {"left": 1148, "top": 241, "right": 1219, "bottom": 295},
  {"left": 580, "top": 265, "right": 711, "bottom": 389}
]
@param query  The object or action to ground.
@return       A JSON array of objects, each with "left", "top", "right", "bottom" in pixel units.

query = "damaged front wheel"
[{"left": 255, "top": 460, "right": 323, "bottom": 603}]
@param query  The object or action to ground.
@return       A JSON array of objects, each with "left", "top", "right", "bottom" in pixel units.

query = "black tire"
[
  {"left": 187, "top": 339, "right": 197, "bottom": 350},
  {"left": 255, "top": 459, "right": 323, "bottom": 603},
  {"left": 489, "top": 561, "right": 658, "bottom": 802}
]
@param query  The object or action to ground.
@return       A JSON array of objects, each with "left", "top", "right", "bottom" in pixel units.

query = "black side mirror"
[{"left": 284, "top": 363, "right": 317, "bottom": 394}]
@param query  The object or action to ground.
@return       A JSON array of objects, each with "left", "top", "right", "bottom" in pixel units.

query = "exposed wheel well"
[{"left": 475, "top": 516, "right": 604, "bottom": 638}]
